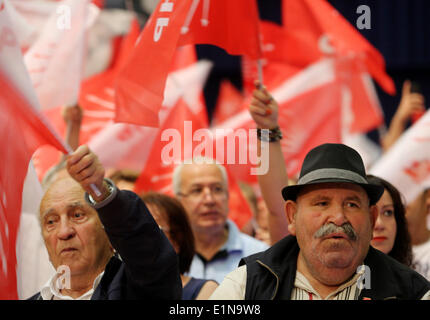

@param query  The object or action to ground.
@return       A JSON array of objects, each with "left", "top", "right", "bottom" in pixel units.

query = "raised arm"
[
  {"left": 249, "top": 80, "right": 289, "bottom": 244},
  {"left": 66, "top": 145, "right": 182, "bottom": 299},
  {"left": 380, "top": 80, "right": 425, "bottom": 152}
]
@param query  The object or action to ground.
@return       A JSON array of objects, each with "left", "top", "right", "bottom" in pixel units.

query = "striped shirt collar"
[{"left": 292, "top": 267, "right": 365, "bottom": 300}]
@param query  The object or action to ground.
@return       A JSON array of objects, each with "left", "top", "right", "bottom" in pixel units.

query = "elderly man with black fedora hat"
[{"left": 209, "top": 83, "right": 430, "bottom": 300}]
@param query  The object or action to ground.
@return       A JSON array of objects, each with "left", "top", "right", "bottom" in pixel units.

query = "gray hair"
[
  {"left": 172, "top": 157, "right": 229, "bottom": 196},
  {"left": 41, "top": 159, "right": 67, "bottom": 191}
]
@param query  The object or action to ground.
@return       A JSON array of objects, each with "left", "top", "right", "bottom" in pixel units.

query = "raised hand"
[
  {"left": 249, "top": 80, "right": 279, "bottom": 130},
  {"left": 66, "top": 145, "right": 109, "bottom": 202}
]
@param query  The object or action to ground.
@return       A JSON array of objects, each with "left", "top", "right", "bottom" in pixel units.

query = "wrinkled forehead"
[
  {"left": 297, "top": 182, "right": 369, "bottom": 202},
  {"left": 180, "top": 163, "right": 226, "bottom": 186},
  {"left": 40, "top": 178, "right": 87, "bottom": 217}
]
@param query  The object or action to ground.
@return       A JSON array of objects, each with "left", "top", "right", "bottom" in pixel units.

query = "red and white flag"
[
  {"left": 7, "top": 0, "right": 59, "bottom": 51},
  {"left": 79, "top": 17, "right": 140, "bottom": 120},
  {"left": 89, "top": 58, "right": 212, "bottom": 173},
  {"left": 215, "top": 58, "right": 343, "bottom": 182},
  {"left": 31, "top": 18, "right": 141, "bottom": 180},
  {"left": 134, "top": 98, "right": 254, "bottom": 229},
  {"left": 133, "top": 98, "right": 208, "bottom": 196},
  {"left": 370, "top": 110, "right": 430, "bottom": 204},
  {"left": 0, "top": 70, "right": 68, "bottom": 299},
  {"left": 0, "top": 4, "right": 69, "bottom": 298},
  {"left": 23, "top": 0, "right": 99, "bottom": 109},
  {"left": 115, "top": 0, "right": 262, "bottom": 127},
  {"left": 282, "top": 0, "right": 395, "bottom": 96},
  {"left": 246, "top": 6, "right": 388, "bottom": 135}
]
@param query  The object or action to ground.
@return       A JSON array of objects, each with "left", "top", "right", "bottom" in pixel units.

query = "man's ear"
[{"left": 285, "top": 200, "right": 297, "bottom": 235}]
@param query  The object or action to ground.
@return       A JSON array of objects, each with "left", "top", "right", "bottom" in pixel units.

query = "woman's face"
[
  {"left": 371, "top": 189, "right": 397, "bottom": 254},
  {"left": 146, "top": 204, "right": 179, "bottom": 253}
]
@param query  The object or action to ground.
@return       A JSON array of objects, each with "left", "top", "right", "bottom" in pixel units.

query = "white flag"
[
  {"left": 370, "top": 110, "right": 430, "bottom": 204},
  {"left": 23, "top": 0, "right": 99, "bottom": 109}
]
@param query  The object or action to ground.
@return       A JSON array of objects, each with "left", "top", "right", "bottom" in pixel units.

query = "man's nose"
[
  {"left": 57, "top": 219, "right": 76, "bottom": 240},
  {"left": 327, "top": 203, "right": 348, "bottom": 226},
  {"left": 201, "top": 188, "right": 216, "bottom": 203}
]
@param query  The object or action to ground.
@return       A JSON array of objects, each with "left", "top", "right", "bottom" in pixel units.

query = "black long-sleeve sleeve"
[{"left": 96, "top": 189, "right": 182, "bottom": 299}]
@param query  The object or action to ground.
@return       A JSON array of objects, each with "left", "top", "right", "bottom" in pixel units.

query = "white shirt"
[
  {"left": 186, "top": 219, "right": 268, "bottom": 284},
  {"left": 40, "top": 272, "right": 104, "bottom": 300},
  {"left": 412, "top": 238, "right": 430, "bottom": 281},
  {"left": 209, "top": 265, "right": 430, "bottom": 300}
]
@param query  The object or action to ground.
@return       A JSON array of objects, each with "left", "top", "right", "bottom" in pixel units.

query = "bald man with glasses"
[{"left": 172, "top": 160, "right": 269, "bottom": 284}]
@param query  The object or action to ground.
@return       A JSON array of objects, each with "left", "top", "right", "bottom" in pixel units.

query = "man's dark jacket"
[
  {"left": 30, "top": 190, "right": 182, "bottom": 300},
  {"left": 240, "top": 235, "right": 430, "bottom": 300}
]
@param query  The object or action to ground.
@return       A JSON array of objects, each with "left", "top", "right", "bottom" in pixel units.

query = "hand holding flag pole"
[
  {"left": 61, "top": 104, "right": 102, "bottom": 198},
  {"left": 66, "top": 145, "right": 104, "bottom": 199}
]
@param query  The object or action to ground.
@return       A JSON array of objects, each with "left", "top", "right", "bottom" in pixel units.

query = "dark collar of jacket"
[{"left": 240, "top": 235, "right": 430, "bottom": 300}]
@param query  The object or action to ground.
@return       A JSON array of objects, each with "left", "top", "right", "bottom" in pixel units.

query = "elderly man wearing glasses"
[{"left": 172, "top": 159, "right": 269, "bottom": 284}]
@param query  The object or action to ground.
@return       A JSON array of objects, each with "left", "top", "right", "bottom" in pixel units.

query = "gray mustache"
[{"left": 314, "top": 223, "right": 357, "bottom": 241}]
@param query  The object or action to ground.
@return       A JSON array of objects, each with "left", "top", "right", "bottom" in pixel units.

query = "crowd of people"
[{"left": 24, "top": 75, "right": 430, "bottom": 300}]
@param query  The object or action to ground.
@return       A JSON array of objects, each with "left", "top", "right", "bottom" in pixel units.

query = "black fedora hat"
[{"left": 282, "top": 143, "right": 384, "bottom": 205}]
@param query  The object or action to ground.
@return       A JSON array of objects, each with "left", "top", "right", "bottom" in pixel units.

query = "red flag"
[
  {"left": 0, "top": 70, "right": 68, "bottom": 299},
  {"left": 79, "top": 17, "right": 141, "bottom": 130},
  {"left": 115, "top": 0, "right": 262, "bottom": 127},
  {"left": 336, "top": 57, "right": 384, "bottom": 134},
  {"left": 176, "top": 0, "right": 262, "bottom": 59},
  {"left": 259, "top": 21, "right": 320, "bottom": 68},
  {"left": 32, "top": 18, "right": 141, "bottom": 180},
  {"left": 88, "top": 57, "right": 211, "bottom": 172},
  {"left": 282, "top": 0, "right": 395, "bottom": 95},
  {"left": 245, "top": 15, "right": 385, "bottom": 134},
  {"left": 211, "top": 80, "right": 246, "bottom": 126},
  {"left": 215, "top": 58, "right": 343, "bottom": 180},
  {"left": 134, "top": 98, "right": 253, "bottom": 228},
  {"left": 224, "top": 169, "right": 254, "bottom": 230},
  {"left": 134, "top": 98, "right": 208, "bottom": 195},
  {"left": 92, "top": 0, "right": 105, "bottom": 8}
]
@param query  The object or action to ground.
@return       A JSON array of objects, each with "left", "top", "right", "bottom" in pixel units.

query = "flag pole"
[
  {"left": 257, "top": 59, "right": 264, "bottom": 86},
  {"left": 63, "top": 104, "right": 101, "bottom": 197}
]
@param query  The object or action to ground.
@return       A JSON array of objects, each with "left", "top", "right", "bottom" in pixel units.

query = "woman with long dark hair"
[{"left": 367, "top": 175, "right": 413, "bottom": 266}]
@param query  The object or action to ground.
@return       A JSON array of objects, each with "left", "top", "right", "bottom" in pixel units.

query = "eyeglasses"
[{"left": 177, "top": 184, "right": 227, "bottom": 201}]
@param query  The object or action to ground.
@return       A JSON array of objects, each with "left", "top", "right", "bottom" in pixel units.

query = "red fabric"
[
  {"left": 282, "top": 0, "right": 395, "bottom": 95},
  {"left": 212, "top": 80, "right": 246, "bottom": 126},
  {"left": 32, "top": 19, "right": 141, "bottom": 180},
  {"left": 80, "top": 18, "right": 140, "bottom": 119},
  {"left": 259, "top": 21, "right": 320, "bottom": 68},
  {"left": 335, "top": 58, "right": 384, "bottom": 133},
  {"left": 134, "top": 98, "right": 253, "bottom": 228},
  {"left": 0, "top": 70, "right": 67, "bottom": 299},
  {"left": 243, "top": 5, "right": 387, "bottom": 135},
  {"left": 92, "top": 0, "right": 105, "bottom": 8},
  {"left": 277, "top": 81, "right": 342, "bottom": 176},
  {"left": 224, "top": 168, "right": 254, "bottom": 230},
  {"left": 134, "top": 98, "right": 208, "bottom": 195},
  {"left": 176, "top": 0, "right": 262, "bottom": 59},
  {"left": 115, "top": 0, "right": 262, "bottom": 127},
  {"left": 217, "top": 59, "right": 343, "bottom": 180}
]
